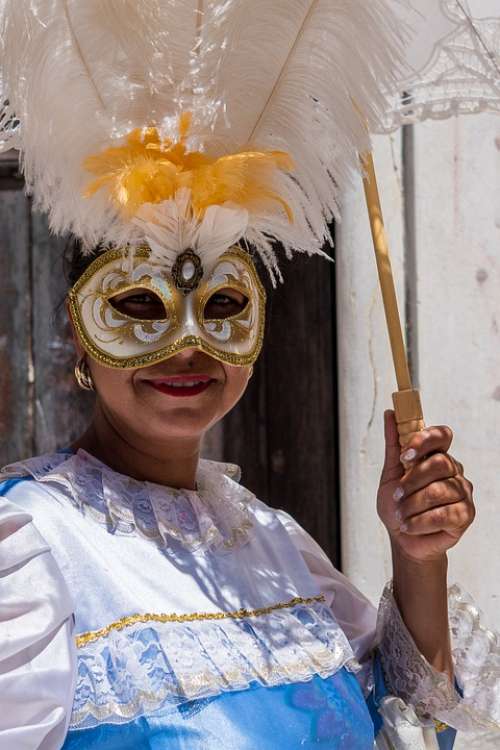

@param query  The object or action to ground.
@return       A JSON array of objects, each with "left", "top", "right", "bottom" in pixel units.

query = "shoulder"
[
  {"left": 1, "top": 451, "right": 73, "bottom": 493},
  {"left": 272, "top": 508, "right": 338, "bottom": 576},
  {"left": 198, "top": 458, "right": 292, "bottom": 540},
  {"left": 1, "top": 451, "right": 77, "bottom": 517},
  {"left": 0, "top": 455, "right": 75, "bottom": 623},
  {"left": 274, "top": 509, "right": 377, "bottom": 638},
  {"left": 1, "top": 450, "right": 71, "bottom": 479},
  {"left": 0, "top": 453, "right": 90, "bottom": 577}
]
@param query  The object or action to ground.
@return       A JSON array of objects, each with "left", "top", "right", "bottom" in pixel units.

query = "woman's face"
[
  {"left": 70, "top": 281, "right": 256, "bottom": 445},
  {"left": 86, "top": 347, "right": 252, "bottom": 444}
]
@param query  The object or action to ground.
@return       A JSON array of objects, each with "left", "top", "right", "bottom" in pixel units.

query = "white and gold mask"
[{"left": 68, "top": 246, "right": 266, "bottom": 369}]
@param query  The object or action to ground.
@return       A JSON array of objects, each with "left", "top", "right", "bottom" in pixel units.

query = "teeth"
[{"left": 165, "top": 380, "right": 206, "bottom": 388}]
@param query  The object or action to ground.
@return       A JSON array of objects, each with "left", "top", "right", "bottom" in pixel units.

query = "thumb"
[{"left": 380, "top": 410, "right": 404, "bottom": 484}]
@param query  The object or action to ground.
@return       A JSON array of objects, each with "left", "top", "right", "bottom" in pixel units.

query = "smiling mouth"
[{"left": 144, "top": 375, "right": 216, "bottom": 398}]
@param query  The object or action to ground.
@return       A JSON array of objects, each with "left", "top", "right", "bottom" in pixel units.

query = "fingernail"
[
  {"left": 395, "top": 509, "right": 403, "bottom": 524},
  {"left": 401, "top": 448, "right": 417, "bottom": 463},
  {"left": 393, "top": 486, "right": 405, "bottom": 502},
  {"left": 400, "top": 523, "right": 409, "bottom": 533}
]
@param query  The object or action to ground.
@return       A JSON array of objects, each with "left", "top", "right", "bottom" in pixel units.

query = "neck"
[{"left": 71, "top": 400, "right": 201, "bottom": 490}]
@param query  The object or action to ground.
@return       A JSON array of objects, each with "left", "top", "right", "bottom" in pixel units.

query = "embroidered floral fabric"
[{"left": 1, "top": 450, "right": 253, "bottom": 553}]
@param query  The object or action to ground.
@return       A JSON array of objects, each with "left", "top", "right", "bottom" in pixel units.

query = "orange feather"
[{"left": 83, "top": 115, "right": 294, "bottom": 220}]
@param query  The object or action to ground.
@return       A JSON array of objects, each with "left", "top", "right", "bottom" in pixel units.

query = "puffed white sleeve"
[
  {"left": 0, "top": 491, "right": 77, "bottom": 750},
  {"left": 277, "top": 510, "right": 500, "bottom": 740}
]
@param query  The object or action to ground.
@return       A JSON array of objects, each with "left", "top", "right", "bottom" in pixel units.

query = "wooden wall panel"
[
  {"left": 0, "top": 191, "right": 32, "bottom": 462},
  {"left": 31, "top": 212, "right": 94, "bottom": 454},
  {"left": 0, "top": 179, "right": 94, "bottom": 466}
]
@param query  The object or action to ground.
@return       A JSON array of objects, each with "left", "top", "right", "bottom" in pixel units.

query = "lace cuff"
[{"left": 377, "top": 582, "right": 500, "bottom": 733}]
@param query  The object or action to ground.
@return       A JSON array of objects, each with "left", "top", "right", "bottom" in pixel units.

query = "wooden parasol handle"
[{"left": 361, "top": 151, "right": 425, "bottom": 447}]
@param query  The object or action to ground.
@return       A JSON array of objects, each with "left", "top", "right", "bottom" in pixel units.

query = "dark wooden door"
[
  {"left": 223, "top": 253, "right": 340, "bottom": 562},
  {"left": 0, "top": 157, "right": 340, "bottom": 564}
]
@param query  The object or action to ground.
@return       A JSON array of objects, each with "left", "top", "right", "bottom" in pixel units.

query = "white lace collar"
[{"left": 1, "top": 450, "right": 255, "bottom": 553}]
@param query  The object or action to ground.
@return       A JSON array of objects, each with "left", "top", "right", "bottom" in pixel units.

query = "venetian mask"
[{"left": 68, "top": 246, "right": 266, "bottom": 369}]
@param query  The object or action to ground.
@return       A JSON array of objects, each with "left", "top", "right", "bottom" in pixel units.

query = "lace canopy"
[{"left": 380, "top": 0, "right": 500, "bottom": 131}]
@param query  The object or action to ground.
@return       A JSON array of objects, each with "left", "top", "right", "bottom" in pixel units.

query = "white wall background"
[
  {"left": 337, "top": 115, "right": 500, "bottom": 750},
  {"left": 337, "top": 115, "right": 500, "bottom": 746},
  {"left": 338, "top": 115, "right": 500, "bottom": 623}
]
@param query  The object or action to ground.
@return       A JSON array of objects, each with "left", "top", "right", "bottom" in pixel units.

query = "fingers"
[
  {"left": 383, "top": 420, "right": 476, "bottom": 555},
  {"left": 400, "top": 497, "right": 475, "bottom": 537},
  {"left": 400, "top": 425, "right": 453, "bottom": 466},
  {"left": 398, "top": 475, "right": 473, "bottom": 521},
  {"left": 398, "top": 452, "right": 464, "bottom": 498}
]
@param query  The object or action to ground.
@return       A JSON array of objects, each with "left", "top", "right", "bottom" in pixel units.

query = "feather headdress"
[{"left": 0, "top": 0, "right": 408, "bottom": 283}]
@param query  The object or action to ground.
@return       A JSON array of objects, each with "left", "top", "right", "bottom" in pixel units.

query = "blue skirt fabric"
[{"left": 63, "top": 671, "right": 375, "bottom": 750}]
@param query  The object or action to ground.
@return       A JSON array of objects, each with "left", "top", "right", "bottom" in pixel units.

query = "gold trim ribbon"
[{"left": 76, "top": 594, "right": 326, "bottom": 648}]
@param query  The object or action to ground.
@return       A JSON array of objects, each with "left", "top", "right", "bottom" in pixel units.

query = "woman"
[
  {"left": 0, "top": 1, "right": 498, "bottom": 747},
  {"left": 0, "top": 235, "right": 490, "bottom": 749}
]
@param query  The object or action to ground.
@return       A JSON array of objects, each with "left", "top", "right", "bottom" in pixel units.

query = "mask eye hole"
[
  {"left": 108, "top": 288, "right": 167, "bottom": 321},
  {"left": 204, "top": 287, "right": 249, "bottom": 320}
]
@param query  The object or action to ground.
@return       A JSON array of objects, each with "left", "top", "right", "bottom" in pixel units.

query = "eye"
[
  {"left": 108, "top": 288, "right": 167, "bottom": 321},
  {"left": 203, "top": 288, "right": 248, "bottom": 320}
]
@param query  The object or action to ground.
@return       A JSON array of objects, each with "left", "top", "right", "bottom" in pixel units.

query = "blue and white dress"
[{"left": 0, "top": 450, "right": 497, "bottom": 749}]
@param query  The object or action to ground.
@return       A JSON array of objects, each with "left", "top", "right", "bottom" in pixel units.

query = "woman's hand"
[
  {"left": 378, "top": 410, "right": 475, "bottom": 563},
  {"left": 377, "top": 410, "right": 476, "bottom": 678}
]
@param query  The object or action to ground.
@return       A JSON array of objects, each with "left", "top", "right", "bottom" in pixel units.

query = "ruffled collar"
[{"left": 1, "top": 450, "right": 255, "bottom": 553}]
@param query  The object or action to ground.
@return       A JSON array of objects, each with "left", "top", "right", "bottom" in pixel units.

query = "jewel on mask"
[{"left": 172, "top": 249, "right": 204, "bottom": 294}]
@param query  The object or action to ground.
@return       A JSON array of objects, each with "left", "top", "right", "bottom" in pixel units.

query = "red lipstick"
[{"left": 144, "top": 374, "right": 215, "bottom": 398}]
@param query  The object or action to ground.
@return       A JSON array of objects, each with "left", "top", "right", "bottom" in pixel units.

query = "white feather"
[
  {"left": 201, "top": 0, "right": 409, "bottom": 265},
  {"left": 0, "top": 0, "right": 409, "bottom": 280},
  {"left": 135, "top": 190, "right": 249, "bottom": 275},
  {"left": 194, "top": 204, "right": 249, "bottom": 271},
  {"left": 0, "top": 0, "right": 201, "bottom": 246},
  {"left": 134, "top": 190, "right": 198, "bottom": 269}
]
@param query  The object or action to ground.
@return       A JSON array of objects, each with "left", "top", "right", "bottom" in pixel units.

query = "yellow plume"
[{"left": 83, "top": 114, "right": 294, "bottom": 220}]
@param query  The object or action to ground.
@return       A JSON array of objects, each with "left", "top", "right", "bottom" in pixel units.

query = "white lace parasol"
[{"left": 380, "top": 0, "right": 500, "bottom": 130}]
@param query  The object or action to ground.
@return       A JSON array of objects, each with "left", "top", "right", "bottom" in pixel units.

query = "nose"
[
  {"left": 168, "top": 347, "right": 200, "bottom": 367},
  {"left": 164, "top": 346, "right": 224, "bottom": 376}
]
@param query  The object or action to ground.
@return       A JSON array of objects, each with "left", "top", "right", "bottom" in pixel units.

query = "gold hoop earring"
[{"left": 74, "top": 356, "right": 95, "bottom": 391}]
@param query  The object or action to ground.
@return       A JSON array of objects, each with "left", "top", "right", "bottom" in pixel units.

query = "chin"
[{"left": 147, "top": 411, "right": 216, "bottom": 440}]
